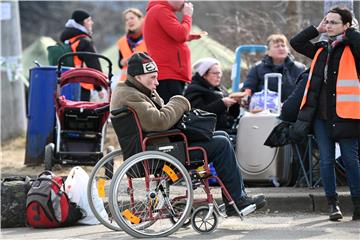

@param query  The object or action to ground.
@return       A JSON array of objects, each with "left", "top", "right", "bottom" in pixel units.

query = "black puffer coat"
[
  {"left": 184, "top": 73, "right": 239, "bottom": 131},
  {"left": 60, "top": 27, "right": 102, "bottom": 71},
  {"left": 279, "top": 69, "right": 309, "bottom": 123},
  {"left": 243, "top": 55, "right": 305, "bottom": 101},
  {"left": 290, "top": 26, "right": 360, "bottom": 139}
]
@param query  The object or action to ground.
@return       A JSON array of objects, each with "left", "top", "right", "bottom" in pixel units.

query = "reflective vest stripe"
[
  {"left": 117, "top": 36, "right": 147, "bottom": 81},
  {"left": 337, "top": 95, "right": 360, "bottom": 102},
  {"left": 336, "top": 46, "right": 360, "bottom": 119},
  {"left": 300, "top": 48, "right": 324, "bottom": 109},
  {"left": 337, "top": 79, "right": 360, "bottom": 87},
  {"left": 70, "top": 35, "right": 94, "bottom": 91}
]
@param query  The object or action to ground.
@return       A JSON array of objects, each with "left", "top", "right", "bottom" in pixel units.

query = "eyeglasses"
[
  {"left": 324, "top": 20, "right": 342, "bottom": 25},
  {"left": 208, "top": 71, "right": 222, "bottom": 77}
]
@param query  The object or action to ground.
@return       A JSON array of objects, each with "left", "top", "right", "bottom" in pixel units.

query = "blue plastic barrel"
[{"left": 25, "top": 66, "right": 80, "bottom": 164}]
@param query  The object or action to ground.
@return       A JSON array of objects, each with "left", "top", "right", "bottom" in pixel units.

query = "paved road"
[{"left": 2, "top": 213, "right": 359, "bottom": 240}]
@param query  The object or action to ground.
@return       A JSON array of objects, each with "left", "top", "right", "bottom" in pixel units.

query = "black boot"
[
  {"left": 327, "top": 194, "right": 343, "bottom": 221},
  {"left": 351, "top": 196, "right": 360, "bottom": 221}
]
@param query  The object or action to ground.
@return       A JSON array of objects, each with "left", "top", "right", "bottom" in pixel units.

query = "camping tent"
[
  {"left": 101, "top": 25, "right": 236, "bottom": 81},
  {"left": 22, "top": 36, "right": 56, "bottom": 79}
]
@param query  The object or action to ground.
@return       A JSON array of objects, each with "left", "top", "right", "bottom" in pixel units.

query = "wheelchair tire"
[
  {"left": 104, "top": 146, "right": 115, "bottom": 179},
  {"left": 109, "top": 151, "right": 193, "bottom": 238},
  {"left": 191, "top": 205, "right": 218, "bottom": 234},
  {"left": 87, "top": 149, "right": 124, "bottom": 231},
  {"left": 44, "top": 143, "right": 54, "bottom": 171}
]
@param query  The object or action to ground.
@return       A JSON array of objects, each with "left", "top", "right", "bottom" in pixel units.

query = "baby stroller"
[{"left": 44, "top": 52, "right": 113, "bottom": 170}]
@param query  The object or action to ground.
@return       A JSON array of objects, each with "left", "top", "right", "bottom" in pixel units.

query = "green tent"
[
  {"left": 22, "top": 36, "right": 56, "bottom": 78},
  {"left": 188, "top": 25, "right": 235, "bottom": 71},
  {"left": 100, "top": 25, "right": 236, "bottom": 80}
]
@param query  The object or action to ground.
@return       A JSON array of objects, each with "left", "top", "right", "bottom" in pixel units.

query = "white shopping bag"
[{"left": 64, "top": 166, "right": 108, "bottom": 225}]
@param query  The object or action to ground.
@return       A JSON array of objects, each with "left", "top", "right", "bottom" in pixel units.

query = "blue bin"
[{"left": 25, "top": 66, "right": 80, "bottom": 164}]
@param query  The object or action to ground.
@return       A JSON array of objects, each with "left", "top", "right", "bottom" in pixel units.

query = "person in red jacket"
[{"left": 144, "top": 0, "right": 204, "bottom": 103}]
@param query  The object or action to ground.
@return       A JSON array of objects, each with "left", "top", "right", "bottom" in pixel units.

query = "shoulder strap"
[{"left": 68, "top": 34, "right": 88, "bottom": 45}]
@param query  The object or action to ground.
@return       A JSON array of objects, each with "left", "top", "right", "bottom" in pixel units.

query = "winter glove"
[{"left": 288, "top": 120, "right": 310, "bottom": 144}]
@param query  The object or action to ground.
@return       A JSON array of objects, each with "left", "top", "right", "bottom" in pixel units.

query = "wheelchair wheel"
[
  {"left": 87, "top": 149, "right": 124, "bottom": 231},
  {"left": 169, "top": 201, "right": 194, "bottom": 228},
  {"left": 109, "top": 151, "right": 193, "bottom": 238},
  {"left": 104, "top": 146, "right": 115, "bottom": 179},
  {"left": 191, "top": 206, "right": 218, "bottom": 234},
  {"left": 44, "top": 143, "right": 54, "bottom": 171}
]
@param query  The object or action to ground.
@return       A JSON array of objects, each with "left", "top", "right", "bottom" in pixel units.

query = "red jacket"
[{"left": 144, "top": 0, "right": 192, "bottom": 83}]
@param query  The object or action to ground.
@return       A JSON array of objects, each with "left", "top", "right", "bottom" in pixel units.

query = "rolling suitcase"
[{"left": 236, "top": 73, "right": 293, "bottom": 187}]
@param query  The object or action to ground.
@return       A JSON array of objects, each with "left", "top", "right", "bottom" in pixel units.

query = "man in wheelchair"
[{"left": 110, "top": 52, "right": 266, "bottom": 217}]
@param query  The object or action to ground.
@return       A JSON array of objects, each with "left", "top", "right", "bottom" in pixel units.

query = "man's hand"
[{"left": 183, "top": 2, "right": 193, "bottom": 17}]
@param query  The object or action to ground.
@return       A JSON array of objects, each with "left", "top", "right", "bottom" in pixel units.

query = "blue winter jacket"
[{"left": 242, "top": 55, "right": 305, "bottom": 102}]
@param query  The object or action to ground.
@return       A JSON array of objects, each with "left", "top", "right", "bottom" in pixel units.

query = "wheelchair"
[{"left": 88, "top": 106, "right": 256, "bottom": 237}]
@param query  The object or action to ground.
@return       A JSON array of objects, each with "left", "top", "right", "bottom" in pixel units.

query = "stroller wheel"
[{"left": 44, "top": 143, "right": 54, "bottom": 171}]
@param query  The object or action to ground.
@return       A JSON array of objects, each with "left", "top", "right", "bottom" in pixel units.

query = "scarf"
[{"left": 65, "top": 19, "right": 90, "bottom": 35}]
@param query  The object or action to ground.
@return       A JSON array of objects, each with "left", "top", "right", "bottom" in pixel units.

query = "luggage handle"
[{"left": 264, "top": 73, "right": 282, "bottom": 114}]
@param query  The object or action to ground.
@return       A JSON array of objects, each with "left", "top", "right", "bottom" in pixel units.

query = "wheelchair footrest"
[{"left": 240, "top": 204, "right": 256, "bottom": 217}]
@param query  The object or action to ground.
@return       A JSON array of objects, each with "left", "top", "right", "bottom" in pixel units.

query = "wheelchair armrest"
[
  {"left": 143, "top": 129, "right": 187, "bottom": 149},
  {"left": 145, "top": 129, "right": 182, "bottom": 138},
  {"left": 111, "top": 106, "right": 128, "bottom": 116}
]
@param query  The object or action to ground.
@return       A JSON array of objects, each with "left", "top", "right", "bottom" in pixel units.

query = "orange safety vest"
[
  {"left": 300, "top": 46, "right": 360, "bottom": 119},
  {"left": 117, "top": 35, "right": 147, "bottom": 81},
  {"left": 70, "top": 35, "right": 95, "bottom": 91}
]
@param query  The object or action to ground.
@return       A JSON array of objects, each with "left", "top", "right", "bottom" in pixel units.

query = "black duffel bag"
[
  {"left": 176, "top": 109, "right": 217, "bottom": 142},
  {"left": 1, "top": 176, "right": 32, "bottom": 228}
]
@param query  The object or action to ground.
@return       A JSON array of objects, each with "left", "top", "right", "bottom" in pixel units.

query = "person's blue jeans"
[
  {"left": 190, "top": 131, "right": 246, "bottom": 201},
  {"left": 313, "top": 119, "right": 360, "bottom": 197}
]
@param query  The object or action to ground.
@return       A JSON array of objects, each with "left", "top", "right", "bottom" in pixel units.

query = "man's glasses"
[
  {"left": 208, "top": 71, "right": 222, "bottom": 77},
  {"left": 324, "top": 20, "right": 342, "bottom": 25}
]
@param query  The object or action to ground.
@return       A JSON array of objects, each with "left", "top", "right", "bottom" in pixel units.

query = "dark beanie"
[
  {"left": 127, "top": 52, "right": 158, "bottom": 77},
  {"left": 72, "top": 10, "right": 90, "bottom": 24}
]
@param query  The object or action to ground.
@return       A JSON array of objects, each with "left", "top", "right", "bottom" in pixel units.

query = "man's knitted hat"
[
  {"left": 127, "top": 52, "right": 158, "bottom": 77},
  {"left": 72, "top": 10, "right": 90, "bottom": 24}
]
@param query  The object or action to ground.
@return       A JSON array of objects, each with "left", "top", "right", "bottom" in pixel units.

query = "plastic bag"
[
  {"left": 64, "top": 166, "right": 108, "bottom": 225},
  {"left": 90, "top": 88, "right": 108, "bottom": 103},
  {"left": 249, "top": 89, "right": 279, "bottom": 113}
]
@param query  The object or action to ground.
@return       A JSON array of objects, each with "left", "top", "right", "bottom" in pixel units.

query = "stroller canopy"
[{"left": 60, "top": 68, "right": 109, "bottom": 90}]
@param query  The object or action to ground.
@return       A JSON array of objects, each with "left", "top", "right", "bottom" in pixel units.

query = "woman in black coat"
[
  {"left": 290, "top": 7, "right": 360, "bottom": 221},
  {"left": 184, "top": 58, "right": 240, "bottom": 133}
]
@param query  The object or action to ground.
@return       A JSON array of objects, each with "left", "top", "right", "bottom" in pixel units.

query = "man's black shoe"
[{"left": 225, "top": 194, "right": 266, "bottom": 217}]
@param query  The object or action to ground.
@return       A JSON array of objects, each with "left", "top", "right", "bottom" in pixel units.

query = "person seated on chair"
[
  {"left": 230, "top": 34, "right": 305, "bottom": 103},
  {"left": 184, "top": 57, "right": 240, "bottom": 135},
  {"left": 110, "top": 52, "right": 266, "bottom": 216}
]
